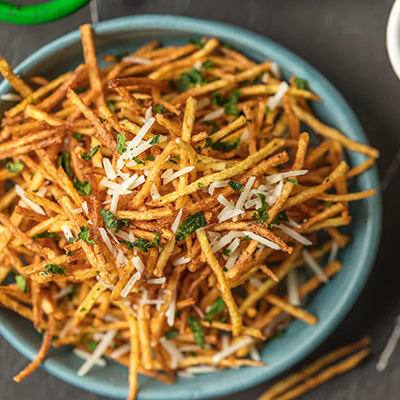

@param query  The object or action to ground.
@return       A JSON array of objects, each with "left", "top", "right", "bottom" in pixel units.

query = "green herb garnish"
[
  {"left": 107, "top": 99, "right": 116, "bottom": 112},
  {"left": 6, "top": 160, "right": 24, "bottom": 174},
  {"left": 175, "top": 211, "right": 206, "bottom": 242},
  {"left": 32, "top": 230, "right": 60, "bottom": 241},
  {"left": 116, "top": 132, "right": 127, "bottom": 154},
  {"left": 150, "top": 134, "right": 160, "bottom": 145},
  {"left": 82, "top": 145, "right": 100, "bottom": 162},
  {"left": 228, "top": 180, "right": 243, "bottom": 192},
  {"left": 73, "top": 178, "right": 92, "bottom": 196},
  {"left": 57, "top": 152, "right": 73, "bottom": 177},
  {"left": 152, "top": 104, "right": 165, "bottom": 114},
  {"left": 41, "top": 264, "right": 67, "bottom": 277},
  {"left": 256, "top": 193, "right": 270, "bottom": 224},
  {"left": 15, "top": 275, "right": 27, "bottom": 292},
  {"left": 189, "top": 39, "right": 204, "bottom": 49},
  {"left": 73, "top": 133, "right": 83, "bottom": 139},
  {"left": 179, "top": 68, "right": 206, "bottom": 92},
  {"left": 187, "top": 316, "right": 205, "bottom": 349},
  {"left": 77, "top": 226, "right": 96, "bottom": 244},
  {"left": 100, "top": 209, "right": 130, "bottom": 233},
  {"left": 165, "top": 330, "right": 180, "bottom": 340},
  {"left": 293, "top": 77, "right": 308, "bottom": 89},
  {"left": 204, "top": 297, "right": 225, "bottom": 323},
  {"left": 287, "top": 179, "right": 298, "bottom": 185},
  {"left": 203, "top": 120, "right": 220, "bottom": 135},
  {"left": 210, "top": 138, "right": 240, "bottom": 152}
]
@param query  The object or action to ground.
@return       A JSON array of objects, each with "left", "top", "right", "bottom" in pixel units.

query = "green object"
[{"left": 0, "top": 0, "right": 90, "bottom": 25}]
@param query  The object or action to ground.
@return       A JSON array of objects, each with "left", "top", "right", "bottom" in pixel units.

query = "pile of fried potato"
[{"left": 0, "top": 24, "right": 378, "bottom": 400}]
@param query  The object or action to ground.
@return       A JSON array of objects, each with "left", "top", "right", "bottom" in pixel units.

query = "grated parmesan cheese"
[
  {"left": 171, "top": 208, "right": 183, "bottom": 234},
  {"left": 73, "top": 348, "right": 106, "bottom": 367},
  {"left": 302, "top": 249, "right": 329, "bottom": 282},
  {"left": 266, "top": 81, "right": 289, "bottom": 111},
  {"left": 77, "top": 329, "right": 118, "bottom": 376},
  {"left": 1, "top": 93, "right": 22, "bottom": 101},
  {"left": 202, "top": 108, "right": 224, "bottom": 121},
  {"left": 287, "top": 270, "right": 301, "bottom": 306},
  {"left": 243, "top": 230, "right": 281, "bottom": 250},
  {"left": 276, "top": 224, "right": 312, "bottom": 246},
  {"left": 102, "top": 158, "right": 117, "bottom": 180},
  {"left": 62, "top": 225, "right": 73, "bottom": 241},
  {"left": 15, "top": 184, "right": 45, "bottom": 215},
  {"left": 162, "top": 166, "right": 194, "bottom": 185},
  {"left": 212, "top": 336, "right": 254, "bottom": 363},
  {"left": 160, "top": 337, "right": 184, "bottom": 369}
]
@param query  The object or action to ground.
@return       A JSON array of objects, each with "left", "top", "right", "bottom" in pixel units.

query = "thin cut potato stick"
[
  {"left": 239, "top": 244, "right": 302, "bottom": 314},
  {"left": 197, "top": 229, "right": 242, "bottom": 336},
  {"left": 0, "top": 55, "right": 33, "bottom": 97},
  {"left": 282, "top": 161, "right": 349, "bottom": 210},
  {"left": 264, "top": 293, "right": 318, "bottom": 325},
  {"left": 13, "top": 314, "right": 55, "bottom": 382},
  {"left": 316, "top": 189, "right": 376, "bottom": 202},
  {"left": 115, "top": 301, "right": 139, "bottom": 400},
  {"left": 261, "top": 349, "right": 369, "bottom": 400},
  {"left": 148, "top": 139, "right": 285, "bottom": 206},
  {"left": 292, "top": 104, "right": 379, "bottom": 158},
  {"left": 258, "top": 337, "right": 370, "bottom": 400},
  {"left": 0, "top": 32, "right": 379, "bottom": 395}
]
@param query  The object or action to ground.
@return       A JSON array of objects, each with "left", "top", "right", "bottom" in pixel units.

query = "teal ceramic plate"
[{"left": 0, "top": 15, "right": 382, "bottom": 400}]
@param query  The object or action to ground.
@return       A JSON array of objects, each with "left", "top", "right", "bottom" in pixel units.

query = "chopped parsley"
[
  {"left": 152, "top": 104, "right": 165, "bottom": 114},
  {"left": 117, "top": 132, "right": 127, "bottom": 154},
  {"left": 240, "top": 235, "right": 251, "bottom": 242},
  {"left": 187, "top": 316, "right": 205, "bottom": 349},
  {"left": 202, "top": 60, "right": 214, "bottom": 71},
  {"left": 32, "top": 231, "right": 60, "bottom": 241},
  {"left": 211, "top": 90, "right": 241, "bottom": 116},
  {"left": 86, "top": 340, "right": 98, "bottom": 352},
  {"left": 287, "top": 178, "right": 298, "bottom": 185},
  {"left": 165, "top": 329, "right": 179, "bottom": 340},
  {"left": 73, "top": 133, "right": 83, "bottom": 139},
  {"left": 82, "top": 145, "right": 100, "bottom": 162},
  {"left": 41, "top": 264, "right": 67, "bottom": 277},
  {"left": 150, "top": 134, "right": 160, "bottom": 145},
  {"left": 204, "top": 297, "right": 225, "bottom": 323},
  {"left": 100, "top": 209, "right": 130, "bottom": 233},
  {"left": 203, "top": 120, "right": 220, "bottom": 135},
  {"left": 73, "top": 178, "right": 92, "bottom": 196},
  {"left": 270, "top": 211, "right": 289, "bottom": 228},
  {"left": 323, "top": 201, "right": 332, "bottom": 211},
  {"left": 6, "top": 160, "right": 24, "bottom": 174},
  {"left": 210, "top": 138, "right": 240, "bottom": 152},
  {"left": 228, "top": 180, "right": 243, "bottom": 192},
  {"left": 15, "top": 275, "right": 27, "bottom": 292},
  {"left": 66, "top": 251, "right": 75, "bottom": 256},
  {"left": 57, "top": 152, "right": 73, "bottom": 177},
  {"left": 189, "top": 39, "right": 204, "bottom": 49},
  {"left": 77, "top": 226, "right": 96, "bottom": 244},
  {"left": 169, "top": 155, "right": 180, "bottom": 165},
  {"left": 175, "top": 211, "right": 206, "bottom": 242},
  {"left": 132, "top": 156, "right": 145, "bottom": 165},
  {"left": 107, "top": 99, "right": 116, "bottom": 112},
  {"left": 293, "top": 77, "right": 308, "bottom": 89},
  {"left": 179, "top": 68, "right": 206, "bottom": 92},
  {"left": 145, "top": 154, "right": 155, "bottom": 161},
  {"left": 256, "top": 193, "right": 270, "bottom": 224},
  {"left": 99, "top": 116, "right": 106, "bottom": 123},
  {"left": 121, "top": 230, "right": 161, "bottom": 252}
]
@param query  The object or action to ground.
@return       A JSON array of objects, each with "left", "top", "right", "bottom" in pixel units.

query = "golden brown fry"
[
  {"left": 0, "top": 55, "right": 33, "bottom": 97},
  {"left": 196, "top": 229, "right": 242, "bottom": 336},
  {"left": 13, "top": 314, "right": 55, "bottom": 382}
]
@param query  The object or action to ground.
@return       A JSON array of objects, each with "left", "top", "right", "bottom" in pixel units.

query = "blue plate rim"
[{"left": 0, "top": 14, "right": 382, "bottom": 400}]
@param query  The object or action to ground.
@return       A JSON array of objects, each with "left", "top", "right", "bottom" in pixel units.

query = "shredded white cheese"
[
  {"left": 287, "top": 270, "right": 301, "bottom": 306},
  {"left": 212, "top": 336, "right": 254, "bottom": 363},
  {"left": 267, "top": 81, "right": 289, "bottom": 111},
  {"left": 171, "top": 208, "right": 183, "bottom": 234},
  {"left": 15, "top": 185, "right": 45, "bottom": 215},
  {"left": 77, "top": 329, "right": 117, "bottom": 376},
  {"left": 160, "top": 337, "right": 184, "bottom": 369},
  {"left": 73, "top": 348, "right": 106, "bottom": 367},
  {"left": 243, "top": 231, "right": 281, "bottom": 251},
  {"left": 202, "top": 108, "right": 224, "bottom": 121},
  {"left": 276, "top": 224, "right": 312, "bottom": 246},
  {"left": 302, "top": 249, "right": 329, "bottom": 282}
]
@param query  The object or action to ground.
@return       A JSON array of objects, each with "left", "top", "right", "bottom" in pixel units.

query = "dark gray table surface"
[{"left": 1, "top": 1, "right": 400, "bottom": 399}]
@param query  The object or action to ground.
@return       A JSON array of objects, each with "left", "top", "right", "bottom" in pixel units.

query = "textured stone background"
[{"left": 1, "top": 1, "right": 400, "bottom": 399}]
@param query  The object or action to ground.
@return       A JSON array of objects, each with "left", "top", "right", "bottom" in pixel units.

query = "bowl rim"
[{"left": 0, "top": 14, "right": 382, "bottom": 400}]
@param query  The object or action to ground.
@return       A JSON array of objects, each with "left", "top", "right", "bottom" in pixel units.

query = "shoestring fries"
[{"left": 0, "top": 24, "right": 378, "bottom": 399}]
